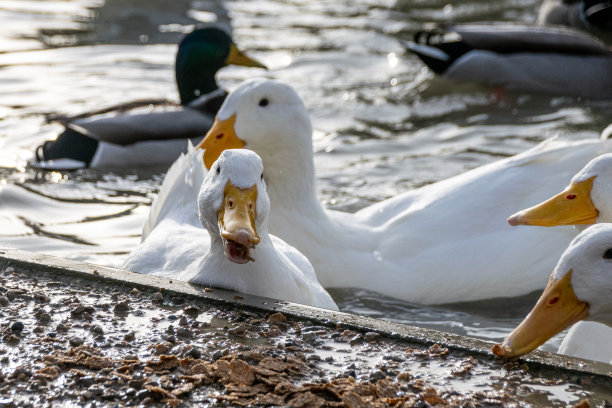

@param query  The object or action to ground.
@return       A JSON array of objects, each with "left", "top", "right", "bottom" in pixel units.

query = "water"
[{"left": 0, "top": 0, "right": 611, "bottom": 353}]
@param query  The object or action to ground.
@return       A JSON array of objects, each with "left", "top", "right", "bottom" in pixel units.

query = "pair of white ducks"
[{"left": 125, "top": 78, "right": 612, "bottom": 361}]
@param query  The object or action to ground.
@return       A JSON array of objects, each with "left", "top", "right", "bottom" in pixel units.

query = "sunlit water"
[{"left": 0, "top": 0, "right": 611, "bottom": 353}]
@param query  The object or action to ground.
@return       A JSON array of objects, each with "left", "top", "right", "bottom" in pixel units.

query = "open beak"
[
  {"left": 492, "top": 269, "right": 589, "bottom": 358},
  {"left": 197, "top": 114, "right": 246, "bottom": 169},
  {"left": 218, "top": 180, "right": 260, "bottom": 264},
  {"left": 226, "top": 43, "right": 267, "bottom": 69},
  {"left": 507, "top": 176, "right": 598, "bottom": 227}
]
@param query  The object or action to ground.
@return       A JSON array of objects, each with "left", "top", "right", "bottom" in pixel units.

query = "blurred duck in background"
[
  {"left": 492, "top": 223, "right": 612, "bottom": 364},
  {"left": 403, "top": 23, "right": 612, "bottom": 98},
  {"left": 538, "top": 0, "right": 612, "bottom": 35},
  {"left": 505, "top": 147, "right": 612, "bottom": 363},
  {"left": 32, "top": 26, "right": 266, "bottom": 170}
]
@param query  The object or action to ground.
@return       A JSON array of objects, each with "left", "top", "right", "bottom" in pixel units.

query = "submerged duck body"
[
  {"left": 403, "top": 23, "right": 612, "bottom": 98},
  {"left": 150, "top": 78, "right": 612, "bottom": 304},
  {"left": 33, "top": 27, "right": 265, "bottom": 170},
  {"left": 493, "top": 223, "right": 612, "bottom": 364},
  {"left": 124, "top": 147, "right": 337, "bottom": 310}
]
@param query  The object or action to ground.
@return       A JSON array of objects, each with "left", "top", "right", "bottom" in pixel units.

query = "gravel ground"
[{"left": 1, "top": 263, "right": 611, "bottom": 407}]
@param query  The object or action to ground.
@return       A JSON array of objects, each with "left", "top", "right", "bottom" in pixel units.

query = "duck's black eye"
[
  {"left": 259, "top": 98, "right": 269, "bottom": 107},
  {"left": 604, "top": 248, "right": 612, "bottom": 259},
  {"left": 261, "top": 172, "right": 264, "bottom": 180},
  {"left": 215, "top": 165, "right": 220, "bottom": 175}
]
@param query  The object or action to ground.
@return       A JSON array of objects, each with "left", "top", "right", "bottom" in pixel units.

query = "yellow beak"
[
  {"left": 227, "top": 43, "right": 267, "bottom": 69},
  {"left": 197, "top": 114, "right": 246, "bottom": 169},
  {"left": 218, "top": 181, "right": 260, "bottom": 264},
  {"left": 507, "top": 176, "right": 599, "bottom": 227},
  {"left": 492, "top": 269, "right": 589, "bottom": 358}
]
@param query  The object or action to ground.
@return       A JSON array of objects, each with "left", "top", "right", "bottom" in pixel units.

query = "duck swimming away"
[
  {"left": 403, "top": 23, "right": 612, "bottom": 98},
  {"left": 147, "top": 78, "right": 612, "bottom": 304},
  {"left": 123, "top": 147, "right": 338, "bottom": 310},
  {"left": 32, "top": 26, "right": 266, "bottom": 170}
]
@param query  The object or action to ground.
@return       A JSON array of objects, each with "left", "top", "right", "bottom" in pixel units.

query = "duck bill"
[
  {"left": 218, "top": 181, "right": 260, "bottom": 264},
  {"left": 507, "top": 177, "right": 598, "bottom": 227},
  {"left": 197, "top": 114, "right": 246, "bottom": 169},
  {"left": 491, "top": 270, "right": 589, "bottom": 359},
  {"left": 227, "top": 43, "right": 267, "bottom": 69}
]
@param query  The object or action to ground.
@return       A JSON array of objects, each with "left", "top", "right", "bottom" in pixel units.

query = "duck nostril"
[
  {"left": 548, "top": 296, "right": 559, "bottom": 305},
  {"left": 228, "top": 200, "right": 234, "bottom": 209},
  {"left": 216, "top": 133, "right": 224, "bottom": 140},
  {"left": 566, "top": 194, "right": 576, "bottom": 200}
]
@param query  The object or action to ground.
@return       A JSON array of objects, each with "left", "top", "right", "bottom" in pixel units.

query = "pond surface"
[{"left": 0, "top": 0, "right": 611, "bottom": 352}]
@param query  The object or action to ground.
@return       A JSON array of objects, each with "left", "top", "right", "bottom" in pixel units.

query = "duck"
[
  {"left": 505, "top": 151, "right": 612, "bottom": 363},
  {"left": 538, "top": 0, "right": 612, "bottom": 34},
  {"left": 402, "top": 23, "right": 612, "bottom": 98},
  {"left": 32, "top": 26, "right": 266, "bottom": 170},
  {"left": 492, "top": 223, "right": 612, "bottom": 364},
  {"left": 146, "top": 77, "right": 612, "bottom": 305},
  {"left": 123, "top": 146, "right": 338, "bottom": 310}
]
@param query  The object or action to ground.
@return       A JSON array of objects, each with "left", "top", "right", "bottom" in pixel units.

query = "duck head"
[
  {"left": 196, "top": 78, "right": 313, "bottom": 170},
  {"left": 492, "top": 223, "right": 612, "bottom": 358},
  {"left": 198, "top": 149, "right": 270, "bottom": 264},
  {"left": 175, "top": 27, "right": 267, "bottom": 105},
  {"left": 507, "top": 153, "right": 612, "bottom": 227}
]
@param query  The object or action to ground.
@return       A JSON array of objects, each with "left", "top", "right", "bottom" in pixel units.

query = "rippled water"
[{"left": 0, "top": 0, "right": 611, "bottom": 352}]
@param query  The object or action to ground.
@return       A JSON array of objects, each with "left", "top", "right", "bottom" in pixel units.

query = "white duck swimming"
[
  {"left": 506, "top": 152, "right": 612, "bottom": 363},
  {"left": 492, "top": 223, "right": 612, "bottom": 364},
  {"left": 146, "top": 78, "right": 612, "bottom": 305},
  {"left": 123, "top": 147, "right": 338, "bottom": 310}
]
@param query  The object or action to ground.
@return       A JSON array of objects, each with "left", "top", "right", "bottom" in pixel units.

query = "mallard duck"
[
  {"left": 492, "top": 223, "right": 612, "bottom": 364},
  {"left": 123, "top": 146, "right": 338, "bottom": 310},
  {"left": 148, "top": 77, "right": 612, "bottom": 304},
  {"left": 402, "top": 23, "right": 612, "bottom": 98},
  {"left": 506, "top": 151, "right": 612, "bottom": 363},
  {"left": 33, "top": 26, "right": 266, "bottom": 170},
  {"left": 538, "top": 0, "right": 612, "bottom": 33}
]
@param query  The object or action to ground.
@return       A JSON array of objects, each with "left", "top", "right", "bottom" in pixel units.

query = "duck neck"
[
  {"left": 176, "top": 70, "right": 219, "bottom": 105},
  {"left": 257, "top": 137, "right": 328, "bottom": 228}
]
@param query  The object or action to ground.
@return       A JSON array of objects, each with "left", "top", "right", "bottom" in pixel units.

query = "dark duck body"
[
  {"left": 403, "top": 23, "right": 612, "bottom": 98},
  {"left": 34, "top": 26, "right": 265, "bottom": 169}
]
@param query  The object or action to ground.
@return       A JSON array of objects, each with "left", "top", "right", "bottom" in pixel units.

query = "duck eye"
[
  {"left": 261, "top": 172, "right": 264, "bottom": 180},
  {"left": 215, "top": 165, "right": 220, "bottom": 175},
  {"left": 603, "top": 248, "right": 612, "bottom": 259},
  {"left": 259, "top": 98, "right": 269, "bottom": 107}
]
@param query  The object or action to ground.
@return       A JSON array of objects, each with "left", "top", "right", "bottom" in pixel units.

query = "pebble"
[
  {"left": 0, "top": 296, "right": 8, "bottom": 306},
  {"left": 113, "top": 300, "right": 130, "bottom": 313},
  {"left": 69, "top": 336, "right": 84, "bottom": 347},
  {"left": 365, "top": 332, "right": 381, "bottom": 342},
  {"left": 152, "top": 292, "right": 163, "bottom": 303},
  {"left": 37, "top": 313, "right": 52, "bottom": 324},
  {"left": 11, "top": 321, "right": 24, "bottom": 332},
  {"left": 0, "top": 398, "right": 14, "bottom": 408}
]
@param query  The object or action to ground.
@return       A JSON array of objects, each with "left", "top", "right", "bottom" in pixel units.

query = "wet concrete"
[{"left": 0, "top": 248, "right": 610, "bottom": 407}]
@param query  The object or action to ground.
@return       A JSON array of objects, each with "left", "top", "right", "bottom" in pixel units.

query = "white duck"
[
  {"left": 492, "top": 223, "right": 612, "bottom": 364},
  {"left": 506, "top": 152, "right": 612, "bottom": 363},
  {"left": 123, "top": 147, "right": 338, "bottom": 310},
  {"left": 145, "top": 78, "right": 612, "bottom": 304}
]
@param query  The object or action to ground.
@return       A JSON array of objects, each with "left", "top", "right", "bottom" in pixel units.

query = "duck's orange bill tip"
[
  {"left": 493, "top": 270, "right": 589, "bottom": 359},
  {"left": 508, "top": 176, "right": 598, "bottom": 227},
  {"left": 197, "top": 114, "right": 245, "bottom": 169}
]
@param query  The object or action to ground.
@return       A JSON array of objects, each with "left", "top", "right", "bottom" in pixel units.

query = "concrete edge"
[{"left": 1, "top": 247, "right": 610, "bottom": 380}]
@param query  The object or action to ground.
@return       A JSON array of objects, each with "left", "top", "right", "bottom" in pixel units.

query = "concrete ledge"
[{"left": 1, "top": 247, "right": 610, "bottom": 380}]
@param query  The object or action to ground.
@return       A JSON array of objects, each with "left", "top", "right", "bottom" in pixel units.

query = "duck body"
[
  {"left": 164, "top": 78, "right": 612, "bottom": 304},
  {"left": 33, "top": 26, "right": 265, "bottom": 170},
  {"left": 125, "top": 146, "right": 337, "bottom": 310},
  {"left": 403, "top": 23, "right": 612, "bottom": 98},
  {"left": 538, "top": 0, "right": 612, "bottom": 33}
]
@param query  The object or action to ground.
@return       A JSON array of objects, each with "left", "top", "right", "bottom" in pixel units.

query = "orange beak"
[{"left": 197, "top": 114, "right": 246, "bottom": 169}]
